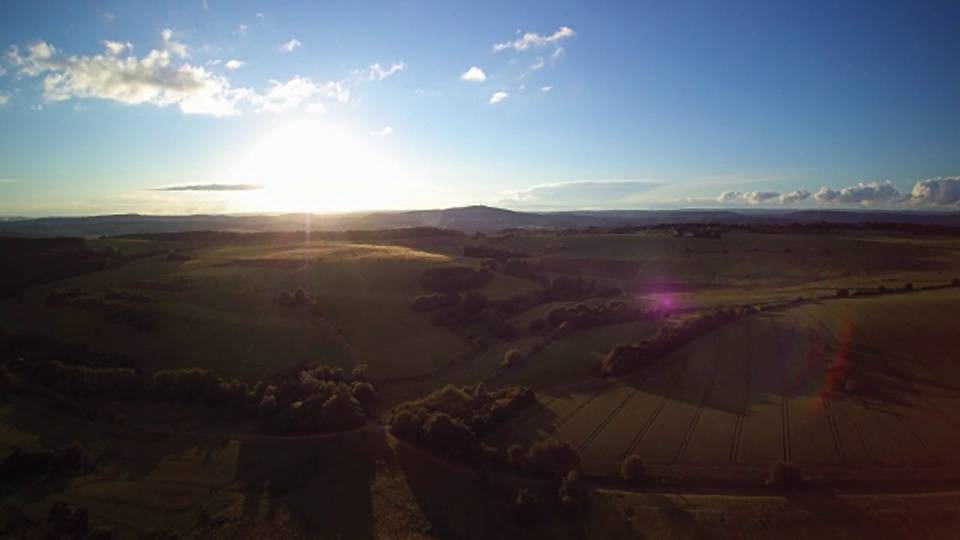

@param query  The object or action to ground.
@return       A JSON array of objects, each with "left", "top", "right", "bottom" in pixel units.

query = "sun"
[{"left": 225, "top": 119, "right": 408, "bottom": 213}]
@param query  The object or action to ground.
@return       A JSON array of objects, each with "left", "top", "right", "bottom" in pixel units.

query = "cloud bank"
[{"left": 714, "top": 177, "right": 960, "bottom": 208}]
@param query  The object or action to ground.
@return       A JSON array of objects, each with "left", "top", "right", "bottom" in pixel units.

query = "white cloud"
[
  {"left": 494, "top": 26, "right": 575, "bottom": 52},
  {"left": 370, "top": 126, "right": 393, "bottom": 137},
  {"left": 459, "top": 66, "right": 486, "bottom": 82},
  {"left": 160, "top": 28, "right": 188, "bottom": 58},
  {"left": 489, "top": 91, "right": 509, "bottom": 104},
  {"left": 224, "top": 59, "right": 245, "bottom": 69},
  {"left": 779, "top": 190, "right": 810, "bottom": 204},
  {"left": 104, "top": 12, "right": 116, "bottom": 20},
  {"left": 279, "top": 38, "right": 301, "bottom": 52},
  {"left": 7, "top": 35, "right": 246, "bottom": 116},
  {"left": 252, "top": 77, "right": 347, "bottom": 113},
  {"left": 746, "top": 191, "right": 780, "bottom": 204},
  {"left": 552, "top": 46, "right": 566, "bottom": 59},
  {"left": 814, "top": 180, "right": 900, "bottom": 205},
  {"left": 366, "top": 61, "right": 406, "bottom": 80},
  {"left": 911, "top": 177, "right": 960, "bottom": 206},
  {"left": 102, "top": 40, "right": 131, "bottom": 56},
  {"left": 716, "top": 191, "right": 741, "bottom": 203},
  {"left": 256, "top": 12, "right": 264, "bottom": 19},
  {"left": 0, "top": 94, "right": 8, "bottom": 108},
  {"left": 530, "top": 57, "right": 545, "bottom": 70},
  {"left": 236, "top": 24, "right": 248, "bottom": 37},
  {"left": 540, "top": 85, "right": 552, "bottom": 92}
]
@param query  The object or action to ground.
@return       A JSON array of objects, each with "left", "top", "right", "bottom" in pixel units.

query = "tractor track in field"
[
  {"left": 789, "top": 306, "right": 847, "bottom": 464},
  {"left": 818, "top": 303, "right": 941, "bottom": 466},
  {"left": 622, "top": 355, "right": 692, "bottom": 460},
  {"left": 842, "top": 302, "right": 955, "bottom": 383},
  {"left": 870, "top": 302, "right": 960, "bottom": 377},
  {"left": 672, "top": 331, "right": 726, "bottom": 464},
  {"left": 576, "top": 388, "right": 641, "bottom": 454},
  {"left": 729, "top": 321, "right": 753, "bottom": 464}
]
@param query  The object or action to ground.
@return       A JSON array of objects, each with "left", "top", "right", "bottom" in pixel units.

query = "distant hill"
[{"left": 2, "top": 205, "right": 960, "bottom": 237}]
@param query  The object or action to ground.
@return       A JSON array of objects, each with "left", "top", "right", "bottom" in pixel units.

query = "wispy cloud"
[
  {"left": 501, "top": 180, "right": 662, "bottom": 209},
  {"left": 366, "top": 61, "right": 406, "bottom": 80},
  {"left": 489, "top": 91, "right": 509, "bottom": 104},
  {"left": 160, "top": 28, "right": 188, "bottom": 58},
  {"left": 235, "top": 24, "right": 248, "bottom": 37},
  {"left": 279, "top": 38, "right": 301, "bottom": 52},
  {"left": 494, "top": 26, "right": 575, "bottom": 53},
  {"left": 153, "top": 183, "right": 262, "bottom": 192},
  {"left": 370, "top": 126, "right": 393, "bottom": 137},
  {"left": 0, "top": 94, "right": 8, "bottom": 108},
  {"left": 224, "top": 59, "right": 245, "bottom": 69},
  {"left": 540, "top": 85, "right": 552, "bottom": 92}
]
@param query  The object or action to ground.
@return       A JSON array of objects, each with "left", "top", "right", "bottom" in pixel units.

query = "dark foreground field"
[{"left": 3, "top": 223, "right": 960, "bottom": 538}]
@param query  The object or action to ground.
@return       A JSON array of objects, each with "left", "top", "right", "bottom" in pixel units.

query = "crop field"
[{"left": 487, "top": 288, "right": 960, "bottom": 481}]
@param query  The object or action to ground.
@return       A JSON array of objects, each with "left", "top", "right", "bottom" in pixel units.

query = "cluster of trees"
[
  {"left": 45, "top": 289, "right": 157, "bottom": 331},
  {"left": 254, "top": 364, "right": 374, "bottom": 434},
  {"left": 602, "top": 306, "right": 760, "bottom": 376},
  {"left": 1, "top": 328, "right": 375, "bottom": 436},
  {"left": 529, "top": 301, "right": 655, "bottom": 341},
  {"left": 419, "top": 266, "right": 493, "bottom": 294},
  {"left": 835, "top": 279, "right": 960, "bottom": 300},
  {"left": 277, "top": 288, "right": 324, "bottom": 316},
  {"left": 420, "top": 276, "right": 616, "bottom": 343},
  {"left": 0, "top": 444, "right": 93, "bottom": 487},
  {"left": 102, "top": 287, "right": 153, "bottom": 303},
  {"left": 462, "top": 245, "right": 528, "bottom": 262},
  {"left": 389, "top": 384, "right": 535, "bottom": 466},
  {"left": 48, "top": 502, "right": 117, "bottom": 539}
]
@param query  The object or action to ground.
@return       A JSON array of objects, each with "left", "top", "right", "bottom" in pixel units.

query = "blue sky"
[{"left": 1, "top": 1, "right": 959, "bottom": 216}]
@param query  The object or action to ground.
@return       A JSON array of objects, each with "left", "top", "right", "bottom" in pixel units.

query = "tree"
[
  {"left": 278, "top": 290, "right": 296, "bottom": 306},
  {"left": 620, "top": 454, "right": 645, "bottom": 483},
  {"left": 765, "top": 460, "right": 803, "bottom": 488},
  {"left": 294, "top": 288, "right": 307, "bottom": 303},
  {"left": 501, "top": 349, "right": 523, "bottom": 370},
  {"left": 512, "top": 489, "right": 538, "bottom": 527}
]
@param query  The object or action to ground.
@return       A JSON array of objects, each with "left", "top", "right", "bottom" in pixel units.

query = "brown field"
[{"left": 487, "top": 288, "right": 960, "bottom": 484}]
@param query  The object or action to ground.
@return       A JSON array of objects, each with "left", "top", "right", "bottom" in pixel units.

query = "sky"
[{"left": 1, "top": 1, "right": 959, "bottom": 216}]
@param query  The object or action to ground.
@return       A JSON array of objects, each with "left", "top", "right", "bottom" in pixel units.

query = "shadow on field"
[
  {"left": 236, "top": 432, "right": 388, "bottom": 540},
  {"left": 786, "top": 494, "right": 906, "bottom": 540},
  {"left": 394, "top": 441, "right": 586, "bottom": 539}
]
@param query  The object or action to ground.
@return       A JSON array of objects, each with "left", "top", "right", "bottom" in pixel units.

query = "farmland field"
[
  {"left": 5, "top": 224, "right": 960, "bottom": 538},
  {"left": 487, "top": 288, "right": 960, "bottom": 482}
]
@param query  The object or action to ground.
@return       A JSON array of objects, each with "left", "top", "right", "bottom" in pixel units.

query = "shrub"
[
  {"left": 278, "top": 290, "right": 297, "bottom": 306},
  {"left": 620, "top": 454, "right": 645, "bottom": 483},
  {"left": 294, "top": 288, "right": 307, "bottom": 303},
  {"left": 501, "top": 349, "right": 524, "bottom": 370},
  {"left": 903, "top": 282, "right": 914, "bottom": 292},
  {"left": 836, "top": 288, "right": 849, "bottom": 298},
  {"left": 523, "top": 439, "right": 581, "bottom": 478},
  {"left": 765, "top": 460, "right": 803, "bottom": 488},
  {"left": 953, "top": 278, "right": 960, "bottom": 287},
  {"left": 512, "top": 489, "right": 538, "bottom": 527},
  {"left": 420, "top": 267, "right": 491, "bottom": 294}
]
